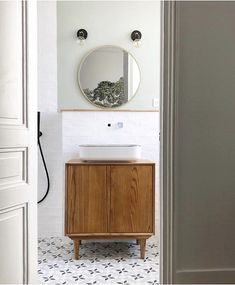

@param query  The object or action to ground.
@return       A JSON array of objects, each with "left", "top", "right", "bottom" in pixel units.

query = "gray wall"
[{"left": 170, "top": 1, "right": 235, "bottom": 283}]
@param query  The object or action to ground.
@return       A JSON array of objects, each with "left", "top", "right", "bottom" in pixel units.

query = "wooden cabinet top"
[{"left": 66, "top": 159, "right": 155, "bottom": 165}]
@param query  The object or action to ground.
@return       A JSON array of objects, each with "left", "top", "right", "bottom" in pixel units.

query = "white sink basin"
[{"left": 79, "top": 144, "right": 141, "bottom": 161}]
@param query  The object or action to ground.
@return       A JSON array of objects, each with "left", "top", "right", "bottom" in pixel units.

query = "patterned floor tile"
[{"left": 38, "top": 237, "right": 159, "bottom": 284}]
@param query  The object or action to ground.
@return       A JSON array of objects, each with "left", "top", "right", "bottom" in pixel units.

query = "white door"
[
  {"left": 0, "top": 1, "right": 37, "bottom": 283},
  {"left": 162, "top": 1, "right": 235, "bottom": 283}
]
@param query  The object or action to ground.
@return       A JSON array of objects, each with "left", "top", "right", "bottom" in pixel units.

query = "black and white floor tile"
[{"left": 38, "top": 237, "right": 159, "bottom": 284}]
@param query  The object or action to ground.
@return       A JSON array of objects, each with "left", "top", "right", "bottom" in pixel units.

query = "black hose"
[{"left": 38, "top": 136, "right": 50, "bottom": 204}]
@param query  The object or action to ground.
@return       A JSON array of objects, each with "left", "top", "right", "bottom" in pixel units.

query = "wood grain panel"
[
  {"left": 110, "top": 165, "right": 153, "bottom": 233},
  {"left": 66, "top": 165, "right": 108, "bottom": 234}
]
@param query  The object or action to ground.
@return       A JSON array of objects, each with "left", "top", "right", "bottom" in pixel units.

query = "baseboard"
[{"left": 175, "top": 269, "right": 235, "bottom": 284}]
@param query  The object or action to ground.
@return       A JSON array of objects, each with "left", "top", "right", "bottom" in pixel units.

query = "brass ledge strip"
[{"left": 59, "top": 109, "right": 159, "bottom": 112}]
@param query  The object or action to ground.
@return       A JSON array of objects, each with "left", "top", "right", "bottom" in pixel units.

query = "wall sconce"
[
  {"left": 131, "top": 30, "right": 142, "bottom": 48},
  {"left": 76, "top": 29, "right": 88, "bottom": 46}
]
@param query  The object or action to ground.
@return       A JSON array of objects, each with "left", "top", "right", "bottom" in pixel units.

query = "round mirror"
[{"left": 78, "top": 46, "right": 140, "bottom": 108}]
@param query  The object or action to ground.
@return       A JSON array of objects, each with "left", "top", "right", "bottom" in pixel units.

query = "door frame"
[
  {"left": 160, "top": 1, "right": 176, "bottom": 283},
  {"left": 35, "top": 1, "right": 172, "bottom": 283}
]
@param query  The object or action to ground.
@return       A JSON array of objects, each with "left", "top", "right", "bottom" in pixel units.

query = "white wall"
[
  {"left": 38, "top": 1, "right": 160, "bottom": 238},
  {"left": 38, "top": 1, "right": 63, "bottom": 237},
  {"left": 57, "top": 1, "right": 160, "bottom": 110}
]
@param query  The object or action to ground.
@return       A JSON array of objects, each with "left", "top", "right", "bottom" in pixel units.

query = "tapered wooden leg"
[
  {"left": 73, "top": 239, "right": 80, "bottom": 260},
  {"left": 139, "top": 239, "right": 146, "bottom": 259}
]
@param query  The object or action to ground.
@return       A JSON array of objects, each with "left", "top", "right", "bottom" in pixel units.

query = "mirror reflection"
[{"left": 78, "top": 46, "right": 140, "bottom": 108}]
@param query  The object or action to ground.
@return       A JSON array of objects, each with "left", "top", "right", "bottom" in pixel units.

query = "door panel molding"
[
  {"left": 0, "top": 1, "right": 27, "bottom": 127},
  {"left": 0, "top": 203, "right": 28, "bottom": 284},
  {"left": 0, "top": 147, "right": 28, "bottom": 190}
]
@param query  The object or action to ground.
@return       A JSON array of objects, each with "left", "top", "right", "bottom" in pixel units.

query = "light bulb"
[
  {"left": 133, "top": 39, "right": 141, "bottom": 48},
  {"left": 76, "top": 37, "right": 85, "bottom": 45},
  {"left": 79, "top": 38, "right": 85, "bottom": 46}
]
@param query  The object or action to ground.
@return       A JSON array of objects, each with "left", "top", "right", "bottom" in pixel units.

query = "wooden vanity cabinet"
[{"left": 65, "top": 160, "right": 155, "bottom": 259}]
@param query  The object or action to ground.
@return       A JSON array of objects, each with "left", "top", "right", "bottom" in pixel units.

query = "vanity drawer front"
[
  {"left": 66, "top": 165, "right": 108, "bottom": 234},
  {"left": 110, "top": 165, "right": 154, "bottom": 233}
]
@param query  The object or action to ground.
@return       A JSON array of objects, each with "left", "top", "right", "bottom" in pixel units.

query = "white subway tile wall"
[{"left": 62, "top": 112, "right": 160, "bottom": 240}]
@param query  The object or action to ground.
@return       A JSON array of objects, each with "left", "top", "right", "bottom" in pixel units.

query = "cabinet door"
[
  {"left": 110, "top": 165, "right": 154, "bottom": 233},
  {"left": 66, "top": 165, "right": 108, "bottom": 234}
]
